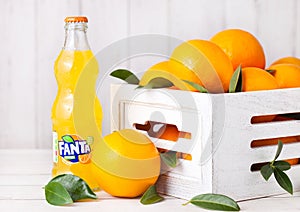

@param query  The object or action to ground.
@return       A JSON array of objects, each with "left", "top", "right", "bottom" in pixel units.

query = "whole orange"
[
  {"left": 139, "top": 60, "right": 202, "bottom": 91},
  {"left": 251, "top": 136, "right": 299, "bottom": 148},
  {"left": 210, "top": 29, "right": 266, "bottom": 70},
  {"left": 270, "top": 56, "right": 300, "bottom": 67},
  {"left": 91, "top": 129, "right": 160, "bottom": 198},
  {"left": 241, "top": 67, "right": 278, "bottom": 123},
  {"left": 170, "top": 39, "right": 234, "bottom": 93},
  {"left": 241, "top": 67, "right": 278, "bottom": 92},
  {"left": 268, "top": 64, "right": 300, "bottom": 88}
]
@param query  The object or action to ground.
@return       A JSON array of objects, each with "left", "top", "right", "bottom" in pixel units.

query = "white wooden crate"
[{"left": 110, "top": 84, "right": 300, "bottom": 201}]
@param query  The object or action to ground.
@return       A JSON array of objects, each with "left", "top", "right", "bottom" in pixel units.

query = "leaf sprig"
[
  {"left": 44, "top": 174, "right": 97, "bottom": 206},
  {"left": 260, "top": 140, "right": 293, "bottom": 195}
]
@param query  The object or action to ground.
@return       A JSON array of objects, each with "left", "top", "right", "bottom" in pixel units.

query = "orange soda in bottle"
[{"left": 51, "top": 16, "right": 102, "bottom": 190}]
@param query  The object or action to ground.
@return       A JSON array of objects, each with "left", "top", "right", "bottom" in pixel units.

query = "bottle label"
[
  {"left": 52, "top": 132, "right": 58, "bottom": 163},
  {"left": 57, "top": 135, "right": 93, "bottom": 164}
]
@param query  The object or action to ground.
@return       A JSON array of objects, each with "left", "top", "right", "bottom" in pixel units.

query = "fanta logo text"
[
  {"left": 59, "top": 140, "right": 90, "bottom": 156},
  {"left": 58, "top": 135, "right": 91, "bottom": 163}
]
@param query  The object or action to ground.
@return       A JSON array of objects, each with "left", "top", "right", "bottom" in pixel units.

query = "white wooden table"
[{"left": 0, "top": 149, "right": 299, "bottom": 211}]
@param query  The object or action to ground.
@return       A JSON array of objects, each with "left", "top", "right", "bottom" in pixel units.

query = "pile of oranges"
[
  {"left": 139, "top": 29, "right": 300, "bottom": 93},
  {"left": 92, "top": 29, "right": 300, "bottom": 199},
  {"left": 138, "top": 28, "right": 300, "bottom": 168}
]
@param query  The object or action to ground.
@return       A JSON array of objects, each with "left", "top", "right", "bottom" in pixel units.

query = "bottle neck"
[{"left": 63, "top": 22, "right": 90, "bottom": 50}]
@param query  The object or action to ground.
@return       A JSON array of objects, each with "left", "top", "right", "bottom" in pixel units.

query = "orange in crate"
[{"left": 134, "top": 121, "right": 191, "bottom": 142}]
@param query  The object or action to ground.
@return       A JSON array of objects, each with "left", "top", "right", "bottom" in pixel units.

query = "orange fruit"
[
  {"left": 268, "top": 64, "right": 300, "bottom": 88},
  {"left": 159, "top": 125, "right": 180, "bottom": 141},
  {"left": 285, "top": 158, "right": 299, "bottom": 166},
  {"left": 210, "top": 29, "right": 266, "bottom": 70},
  {"left": 270, "top": 56, "right": 300, "bottom": 67},
  {"left": 144, "top": 122, "right": 180, "bottom": 141},
  {"left": 251, "top": 136, "right": 299, "bottom": 148},
  {"left": 241, "top": 67, "right": 278, "bottom": 92},
  {"left": 177, "top": 152, "right": 192, "bottom": 161},
  {"left": 91, "top": 129, "right": 160, "bottom": 198},
  {"left": 157, "top": 124, "right": 191, "bottom": 141},
  {"left": 242, "top": 67, "right": 278, "bottom": 123},
  {"left": 170, "top": 40, "right": 234, "bottom": 93},
  {"left": 78, "top": 153, "right": 91, "bottom": 164},
  {"left": 139, "top": 60, "right": 202, "bottom": 91}
]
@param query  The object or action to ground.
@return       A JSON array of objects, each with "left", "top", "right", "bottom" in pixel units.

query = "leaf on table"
[
  {"left": 183, "top": 193, "right": 240, "bottom": 211},
  {"left": 274, "top": 140, "right": 283, "bottom": 161},
  {"left": 260, "top": 163, "right": 273, "bottom": 181},
  {"left": 140, "top": 185, "right": 164, "bottom": 205},
  {"left": 183, "top": 80, "right": 208, "bottom": 93},
  {"left": 50, "top": 174, "right": 97, "bottom": 201},
  {"left": 274, "top": 167, "right": 293, "bottom": 195},
  {"left": 110, "top": 69, "right": 140, "bottom": 85},
  {"left": 229, "top": 65, "right": 242, "bottom": 93},
  {"left": 160, "top": 151, "right": 177, "bottom": 168},
  {"left": 273, "top": 161, "right": 291, "bottom": 171},
  {"left": 45, "top": 182, "right": 73, "bottom": 206}
]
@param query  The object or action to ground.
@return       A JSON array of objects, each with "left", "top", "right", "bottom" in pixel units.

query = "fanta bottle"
[{"left": 51, "top": 16, "right": 102, "bottom": 190}]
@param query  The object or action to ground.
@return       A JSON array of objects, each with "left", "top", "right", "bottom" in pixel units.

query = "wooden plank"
[
  {"left": 256, "top": 0, "right": 297, "bottom": 66},
  {"left": 0, "top": 0, "right": 36, "bottom": 148},
  {"left": 0, "top": 188, "right": 299, "bottom": 211},
  {"left": 0, "top": 150, "right": 52, "bottom": 175},
  {"left": 0, "top": 192, "right": 180, "bottom": 212},
  {"left": 168, "top": 0, "right": 226, "bottom": 40},
  {"left": 128, "top": 0, "right": 170, "bottom": 98},
  {"left": 0, "top": 175, "right": 50, "bottom": 186},
  {"left": 129, "top": 0, "right": 168, "bottom": 35},
  {"left": 0, "top": 185, "right": 46, "bottom": 200},
  {"left": 0, "top": 150, "right": 300, "bottom": 210},
  {"left": 224, "top": 0, "right": 257, "bottom": 33},
  {"left": 81, "top": 0, "right": 128, "bottom": 54}
]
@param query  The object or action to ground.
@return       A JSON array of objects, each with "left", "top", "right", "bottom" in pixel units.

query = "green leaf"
[
  {"left": 45, "top": 182, "right": 73, "bottom": 206},
  {"left": 260, "top": 164, "right": 273, "bottom": 181},
  {"left": 273, "top": 161, "right": 291, "bottom": 171},
  {"left": 110, "top": 69, "right": 140, "bottom": 84},
  {"left": 274, "top": 167, "right": 293, "bottom": 195},
  {"left": 183, "top": 193, "right": 240, "bottom": 211},
  {"left": 135, "top": 85, "right": 144, "bottom": 89},
  {"left": 265, "top": 69, "right": 276, "bottom": 74},
  {"left": 50, "top": 174, "right": 97, "bottom": 201},
  {"left": 141, "top": 77, "right": 174, "bottom": 89},
  {"left": 183, "top": 80, "right": 208, "bottom": 93},
  {"left": 229, "top": 65, "right": 242, "bottom": 93},
  {"left": 273, "top": 140, "right": 283, "bottom": 161},
  {"left": 62, "top": 135, "right": 74, "bottom": 143},
  {"left": 140, "top": 185, "right": 164, "bottom": 205},
  {"left": 160, "top": 151, "right": 177, "bottom": 168}
]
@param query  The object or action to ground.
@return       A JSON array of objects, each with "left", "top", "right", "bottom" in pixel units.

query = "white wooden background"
[{"left": 0, "top": 0, "right": 299, "bottom": 149}]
